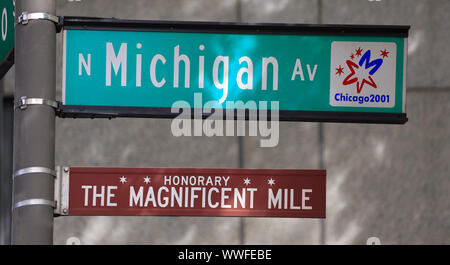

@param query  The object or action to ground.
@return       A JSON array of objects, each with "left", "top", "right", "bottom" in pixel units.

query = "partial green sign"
[
  {"left": 62, "top": 18, "right": 409, "bottom": 123},
  {"left": 0, "top": 0, "right": 14, "bottom": 78}
]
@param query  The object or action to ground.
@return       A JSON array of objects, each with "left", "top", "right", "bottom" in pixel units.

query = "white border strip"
[
  {"left": 402, "top": 38, "right": 408, "bottom": 113},
  {"left": 62, "top": 30, "right": 67, "bottom": 105}
]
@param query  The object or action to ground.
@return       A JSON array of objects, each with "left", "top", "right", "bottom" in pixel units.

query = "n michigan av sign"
[{"left": 61, "top": 17, "right": 409, "bottom": 123}]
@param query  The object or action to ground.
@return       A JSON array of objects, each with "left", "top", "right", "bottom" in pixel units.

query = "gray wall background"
[{"left": 2, "top": 0, "right": 449, "bottom": 244}]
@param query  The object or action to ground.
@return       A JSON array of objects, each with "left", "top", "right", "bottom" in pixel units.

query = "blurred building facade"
[{"left": 1, "top": 0, "right": 449, "bottom": 244}]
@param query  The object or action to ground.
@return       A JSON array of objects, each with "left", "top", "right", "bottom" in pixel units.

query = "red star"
[
  {"left": 355, "top": 47, "right": 363, "bottom": 57},
  {"left": 342, "top": 60, "right": 377, "bottom": 94},
  {"left": 343, "top": 60, "right": 359, "bottom": 87},
  {"left": 380, "top": 49, "right": 389, "bottom": 58},
  {"left": 335, "top": 65, "right": 344, "bottom": 76},
  {"left": 350, "top": 54, "right": 355, "bottom": 60}
]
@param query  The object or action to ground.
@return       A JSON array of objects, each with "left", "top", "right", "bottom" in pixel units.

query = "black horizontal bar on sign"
[
  {"left": 60, "top": 16, "right": 410, "bottom": 37},
  {"left": 58, "top": 105, "right": 408, "bottom": 124}
]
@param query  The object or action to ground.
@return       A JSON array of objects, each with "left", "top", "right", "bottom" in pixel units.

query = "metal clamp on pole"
[
  {"left": 15, "top": 96, "right": 59, "bottom": 110},
  {"left": 13, "top": 166, "right": 57, "bottom": 179},
  {"left": 13, "top": 167, "right": 57, "bottom": 211},
  {"left": 17, "top": 11, "right": 59, "bottom": 26},
  {"left": 13, "top": 199, "right": 56, "bottom": 211}
]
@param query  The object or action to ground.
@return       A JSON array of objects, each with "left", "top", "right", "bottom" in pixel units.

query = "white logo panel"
[{"left": 330, "top": 41, "right": 396, "bottom": 108}]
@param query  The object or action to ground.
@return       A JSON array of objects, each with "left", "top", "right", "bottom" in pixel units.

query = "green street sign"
[
  {"left": 0, "top": 0, "right": 14, "bottom": 78},
  {"left": 61, "top": 17, "right": 409, "bottom": 123}
]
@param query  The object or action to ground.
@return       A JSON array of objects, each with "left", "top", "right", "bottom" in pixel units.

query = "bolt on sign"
[
  {"left": 54, "top": 167, "right": 326, "bottom": 218},
  {"left": 0, "top": 0, "right": 14, "bottom": 78},
  {"left": 60, "top": 17, "right": 409, "bottom": 124}
]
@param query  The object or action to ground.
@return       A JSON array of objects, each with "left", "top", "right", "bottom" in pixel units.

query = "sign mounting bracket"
[
  {"left": 17, "top": 11, "right": 59, "bottom": 25},
  {"left": 54, "top": 166, "right": 70, "bottom": 216},
  {"left": 15, "top": 96, "right": 59, "bottom": 110},
  {"left": 17, "top": 11, "right": 63, "bottom": 32}
]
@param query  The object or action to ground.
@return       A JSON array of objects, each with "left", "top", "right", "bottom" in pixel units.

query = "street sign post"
[
  {"left": 61, "top": 17, "right": 409, "bottom": 124},
  {"left": 12, "top": 0, "right": 56, "bottom": 244},
  {"left": 0, "top": 0, "right": 14, "bottom": 78},
  {"left": 55, "top": 167, "right": 326, "bottom": 218}
]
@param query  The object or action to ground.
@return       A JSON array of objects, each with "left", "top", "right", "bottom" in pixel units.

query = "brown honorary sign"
[{"left": 58, "top": 167, "right": 326, "bottom": 218}]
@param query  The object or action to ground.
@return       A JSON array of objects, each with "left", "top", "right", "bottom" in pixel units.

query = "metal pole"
[{"left": 12, "top": 0, "right": 56, "bottom": 244}]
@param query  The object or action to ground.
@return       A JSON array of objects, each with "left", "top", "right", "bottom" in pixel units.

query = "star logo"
[
  {"left": 341, "top": 49, "right": 383, "bottom": 93},
  {"left": 243, "top": 177, "right": 251, "bottom": 186},
  {"left": 267, "top": 178, "right": 275, "bottom": 186},
  {"left": 380, "top": 49, "right": 389, "bottom": 58},
  {"left": 355, "top": 47, "right": 363, "bottom": 57},
  {"left": 143, "top": 176, "right": 151, "bottom": 184},
  {"left": 119, "top": 176, "right": 127, "bottom": 184},
  {"left": 335, "top": 65, "right": 344, "bottom": 76}
]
